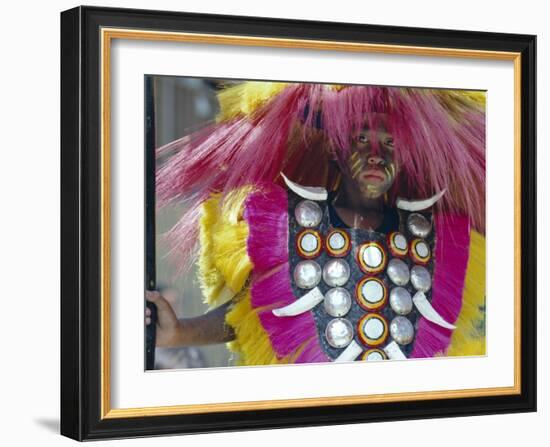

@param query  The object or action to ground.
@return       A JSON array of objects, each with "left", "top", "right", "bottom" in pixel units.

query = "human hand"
[{"left": 145, "top": 290, "right": 184, "bottom": 348}]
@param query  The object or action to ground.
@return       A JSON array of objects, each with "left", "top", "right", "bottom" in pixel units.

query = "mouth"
[{"left": 360, "top": 169, "right": 386, "bottom": 183}]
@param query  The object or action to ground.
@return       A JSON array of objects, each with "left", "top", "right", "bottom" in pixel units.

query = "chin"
[{"left": 359, "top": 187, "right": 386, "bottom": 200}]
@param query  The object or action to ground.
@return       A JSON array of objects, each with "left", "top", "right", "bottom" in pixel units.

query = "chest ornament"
[{"left": 272, "top": 175, "right": 455, "bottom": 361}]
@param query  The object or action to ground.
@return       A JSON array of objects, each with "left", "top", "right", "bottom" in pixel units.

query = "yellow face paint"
[
  {"left": 345, "top": 149, "right": 397, "bottom": 199},
  {"left": 341, "top": 116, "right": 399, "bottom": 199},
  {"left": 349, "top": 155, "right": 364, "bottom": 179}
]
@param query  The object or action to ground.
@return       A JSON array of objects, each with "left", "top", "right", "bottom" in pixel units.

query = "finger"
[
  {"left": 146, "top": 290, "right": 178, "bottom": 327},
  {"left": 145, "top": 290, "right": 161, "bottom": 302},
  {"left": 145, "top": 317, "right": 151, "bottom": 325},
  {"left": 148, "top": 296, "right": 168, "bottom": 312},
  {"left": 145, "top": 308, "right": 151, "bottom": 317},
  {"left": 145, "top": 291, "right": 172, "bottom": 312}
]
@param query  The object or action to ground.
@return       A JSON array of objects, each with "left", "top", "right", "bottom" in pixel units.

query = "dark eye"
[
  {"left": 384, "top": 138, "right": 394, "bottom": 148},
  {"left": 357, "top": 134, "right": 369, "bottom": 143}
]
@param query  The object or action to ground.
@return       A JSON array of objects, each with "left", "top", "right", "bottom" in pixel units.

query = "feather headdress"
[{"left": 157, "top": 82, "right": 485, "bottom": 273}]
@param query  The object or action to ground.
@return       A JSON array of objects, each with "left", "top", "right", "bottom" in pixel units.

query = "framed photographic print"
[{"left": 60, "top": 5, "right": 536, "bottom": 441}]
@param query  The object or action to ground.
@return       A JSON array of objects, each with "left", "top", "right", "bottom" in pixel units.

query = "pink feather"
[{"left": 244, "top": 184, "right": 328, "bottom": 363}]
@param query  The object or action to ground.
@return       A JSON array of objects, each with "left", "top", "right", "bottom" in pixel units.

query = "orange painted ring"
[
  {"left": 296, "top": 229, "right": 323, "bottom": 259},
  {"left": 325, "top": 228, "right": 351, "bottom": 257},
  {"left": 361, "top": 348, "right": 388, "bottom": 361},
  {"left": 357, "top": 313, "right": 389, "bottom": 347},
  {"left": 355, "top": 277, "right": 388, "bottom": 311},
  {"left": 356, "top": 241, "right": 387, "bottom": 274},
  {"left": 409, "top": 238, "right": 431, "bottom": 264},
  {"left": 387, "top": 231, "right": 408, "bottom": 257}
]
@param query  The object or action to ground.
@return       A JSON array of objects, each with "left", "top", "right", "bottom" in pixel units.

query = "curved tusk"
[
  {"left": 272, "top": 287, "right": 324, "bottom": 317},
  {"left": 281, "top": 172, "right": 328, "bottom": 201},
  {"left": 334, "top": 340, "right": 363, "bottom": 362},
  {"left": 396, "top": 189, "right": 446, "bottom": 212},
  {"left": 384, "top": 341, "right": 407, "bottom": 360},
  {"left": 413, "top": 291, "right": 456, "bottom": 329}
]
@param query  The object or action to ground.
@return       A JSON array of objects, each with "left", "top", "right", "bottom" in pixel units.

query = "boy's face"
[{"left": 343, "top": 116, "right": 398, "bottom": 200}]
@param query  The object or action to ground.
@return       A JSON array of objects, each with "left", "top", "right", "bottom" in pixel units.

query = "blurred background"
[{"left": 147, "top": 75, "right": 239, "bottom": 370}]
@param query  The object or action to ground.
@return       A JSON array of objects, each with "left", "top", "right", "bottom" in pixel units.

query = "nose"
[{"left": 367, "top": 155, "right": 385, "bottom": 166}]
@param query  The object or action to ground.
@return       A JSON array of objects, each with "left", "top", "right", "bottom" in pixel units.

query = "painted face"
[{"left": 345, "top": 118, "right": 397, "bottom": 199}]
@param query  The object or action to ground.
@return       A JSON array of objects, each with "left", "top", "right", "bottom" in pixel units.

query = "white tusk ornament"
[
  {"left": 272, "top": 287, "right": 324, "bottom": 317},
  {"left": 334, "top": 340, "right": 363, "bottom": 362},
  {"left": 396, "top": 189, "right": 446, "bottom": 212},
  {"left": 413, "top": 291, "right": 456, "bottom": 329},
  {"left": 384, "top": 341, "right": 407, "bottom": 360},
  {"left": 281, "top": 172, "right": 328, "bottom": 201}
]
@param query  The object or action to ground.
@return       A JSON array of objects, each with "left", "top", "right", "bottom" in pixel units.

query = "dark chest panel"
[{"left": 287, "top": 189, "right": 436, "bottom": 361}]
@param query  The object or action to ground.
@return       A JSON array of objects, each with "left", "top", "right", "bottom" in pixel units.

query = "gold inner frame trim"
[{"left": 100, "top": 27, "right": 522, "bottom": 419}]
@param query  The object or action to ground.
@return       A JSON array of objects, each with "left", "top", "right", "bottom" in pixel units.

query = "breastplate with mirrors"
[{"left": 272, "top": 174, "right": 454, "bottom": 362}]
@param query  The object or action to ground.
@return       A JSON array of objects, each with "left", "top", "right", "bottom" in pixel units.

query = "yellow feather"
[
  {"left": 225, "top": 290, "right": 282, "bottom": 365},
  {"left": 447, "top": 230, "right": 486, "bottom": 356},
  {"left": 198, "top": 185, "right": 288, "bottom": 365},
  {"left": 462, "top": 91, "right": 486, "bottom": 106},
  {"left": 198, "top": 195, "right": 226, "bottom": 305},
  {"left": 225, "top": 289, "right": 319, "bottom": 365},
  {"left": 197, "top": 187, "right": 254, "bottom": 307},
  {"left": 216, "top": 82, "right": 288, "bottom": 122},
  {"left": 216, "top": 82, "right": 485, "bottom": 123}
]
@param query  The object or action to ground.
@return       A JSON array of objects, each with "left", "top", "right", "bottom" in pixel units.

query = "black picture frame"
[{"left": 60, "top": 5, "right": 536, "bottom": 441}]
